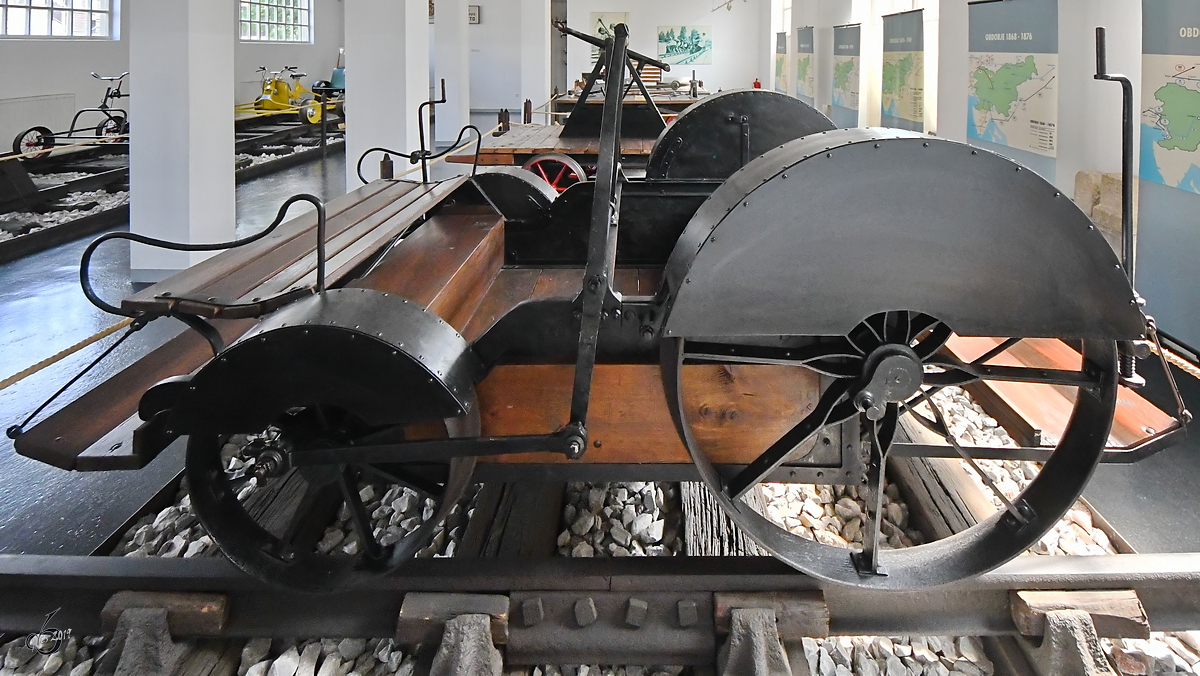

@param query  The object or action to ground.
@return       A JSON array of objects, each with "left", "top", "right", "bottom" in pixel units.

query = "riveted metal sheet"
[
  {"left": 168, "top": 288, "right": 481, "bottom": 433},
  {"left": 646, "top": 89, "right": 836, "bottom": 181},
  {"left": 662, "top": 128, "right": 1145, "bottom": 341},
  {"left": 471, "top": 168, "right": 557, "bottom": 224}
]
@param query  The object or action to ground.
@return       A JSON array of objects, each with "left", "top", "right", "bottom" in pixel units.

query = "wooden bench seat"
[{"left": 16, "top": 177, "right": 470, "bottom": 471}]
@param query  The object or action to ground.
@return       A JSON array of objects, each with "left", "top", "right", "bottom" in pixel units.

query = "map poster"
[
  {"left": 832, "top": 24, "right": 861, "bottom": 128},
  {"left": 775, "top": 32, "right": 788, "bottom": 94},
  {"left": 796, "top": 26, "right": 815, "bottom": 106},
  {"left": 882, "top": 10, "right": 923, "bottom": 132},
  {"left": 967, "top": 0, "right": 1058, "bottom": 158},
  {"left": 590, "top": 12, "right": 627, "bottom": 62},
  {"left": 1142, "top": 0, "right": 1200, "bottom": 195}
]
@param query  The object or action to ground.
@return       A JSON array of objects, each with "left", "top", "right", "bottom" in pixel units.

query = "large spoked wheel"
[
  {"left": 522, "top": 153, "right": 586, "bottom": 193},
  {"left": 13, "top": 126, "right": 54, "bottom": 158},
  {"left": 662, "top": 311, "right": 1119, "bottom": 589},
  {"left": 187, "top": 405, "right": 476, "bottom": 593}
]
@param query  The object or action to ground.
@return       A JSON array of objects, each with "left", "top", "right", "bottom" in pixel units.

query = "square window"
[
  {"left": 71, "top": 0, "right": 86, "bottom": 8},
  {"left": 10, "top": 0, "right": 29, "bottom": 6},
  {"left": 71, "top": 8, "right": 86, "bottom": 33},
  {"left": 29, "top": 6, "right": 48, "bottom": 33},
  {"left": 90, "top": 10, "right": 105, "bottom": 35},
  {"left": 52, "top": 0, "right": 68, "bottom": 7},
  {"left": 7, "top": 7, "right": 28, "bottom": 34},
  {"left": 51, "top": 9, "right": 66, "bottom": 33},
  {"left": 91, "top": 0, "right": 106, "bottom": 9},
  {"left": 31, "top": 0, "right": 49, "bottom": 7}
]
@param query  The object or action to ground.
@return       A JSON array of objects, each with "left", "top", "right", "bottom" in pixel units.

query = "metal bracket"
[
  {"left": 428, "top": 614, "right": 504, "bottom": 676},
  {"left": 1015, "top": 610, "right": 1117, "bottom": 676},
  {"left": 97, "top": 592, "right": 228, "bottom": 676},
  {"left": 716, "top": 607, "right": 793, "bottom": 676}
]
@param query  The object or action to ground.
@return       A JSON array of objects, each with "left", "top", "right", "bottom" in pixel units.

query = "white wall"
[
  {"left": 0, "top": 0, "right": 344, "bottom": 140},
  {"left": 565, "top": 0, "right": 770, "bottom": 96},
  {"left": 467, "top": 0, "right": 524, "bottom": 111}
]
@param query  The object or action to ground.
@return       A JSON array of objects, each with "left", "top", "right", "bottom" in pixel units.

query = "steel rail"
[{"left": 0, "top": 554, "right": 1197, "bottom": 639}]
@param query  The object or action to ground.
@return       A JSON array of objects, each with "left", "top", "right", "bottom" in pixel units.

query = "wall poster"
[
  {"left": 657, "top": 26, "right": 713, "bottom": 66},
  {"left": 831, "top": 23, "right": 861, "bottom": 128},
  {"left": 1142, "top": 1, "right": 1200, "bottom": 194},
  {"left": 967, "top": 0, "right": 1059, "bottom": 158},
  {"left": 775, "top": 32, "right": 788, "bottom": 93},
  {"left": 881, "top": 10, "right": 923, "bottom": 132},
  {"left": 1137, "top": 0, "right": 1200, "bottom": 350},
  {"left": 796, "top": 26, "right": 815, "bottom": 105}
]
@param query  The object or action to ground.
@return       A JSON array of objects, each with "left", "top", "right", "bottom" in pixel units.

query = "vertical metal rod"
[
  {"left": 315, "top": 198, "right": 327, "bottom": 293},
  {"left": 1093, "top": 27, "right": 1136, "bottom": 287},
  {"left": 319, "top": 92, "right": 328, "bottom": 158},
  {"left": 567, "top": 25, "right": 629, "bottom": 443}
]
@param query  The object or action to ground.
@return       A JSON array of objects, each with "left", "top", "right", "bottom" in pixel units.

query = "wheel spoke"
[
  {"left": 553, "top": 164, "right": 568, "bottom": 186},
  {"left": 725, "top": 379, "right": 857, "bottom": 500},
  {"left": 912, "top": 322, "right": 952, "bottom": 361},
  {"left": 337, "top": 466, "right": 383, "bottom": 559},
  {"left": 922, "top": 360, "right": 1100, "bottom": 388},
  {"left": 684, "top": 340, "right": 862, "bottom": 376},
  {"left": 908, "top": 389, "right": 1030, "bottom": 526}
]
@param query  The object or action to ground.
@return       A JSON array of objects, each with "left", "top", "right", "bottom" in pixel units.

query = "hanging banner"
[
  {"left": 967, "top": 0, "right": 1059, "bottom": 158},
  {"left": 1137, "top": 0, "right": 1200, "bottom": 350},
  {"left": 775, "top": 32, "right": 788, "bottom": 93},
  {"left": 832, "top": 24, "right": 861, "bottom": 128},
  {"left": 1142, "top": 0, "right": 1200, "bottom": 194},
  {"left": 881, "top": 10, "right": 924, "bottom": 132},
  {"left": 796, "top": 26, "right": 815, "bottom": 105}
]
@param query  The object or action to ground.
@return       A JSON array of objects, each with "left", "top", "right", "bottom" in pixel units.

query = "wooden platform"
[
  {"left": 445, "top": 124, "right": 656, "bottom": 166},
  {"left": 945, "top": 336, "right": 1176, "bottom": 450}
]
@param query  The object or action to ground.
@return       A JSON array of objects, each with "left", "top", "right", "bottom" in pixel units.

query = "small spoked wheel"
[
  {"left": 662, "top": 310, "right": 1119, "bottom": 589},
  {"left": 13, "top": 126, "right": 54, "bottom": 158},
  {"left": 187, "top": 405, "right": 476, "bottom": 592},
  {"left": 522, "top": 153, "right": 586, "bottom": 193},
  {"left": 96, "top": 116, "right": 128, "bottom": 141}
]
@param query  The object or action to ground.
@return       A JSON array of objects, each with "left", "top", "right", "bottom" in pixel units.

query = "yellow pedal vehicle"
[{"left": 234, "top": 65, "right": 337, "bottom": 125}]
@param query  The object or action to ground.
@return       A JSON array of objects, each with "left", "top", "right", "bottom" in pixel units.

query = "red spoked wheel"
[
  {"left": 522, "top": 153, "right": 587, "bottom": 193},
  {"left": 13, "top": 127, "right": 55, "bottom": 158}
]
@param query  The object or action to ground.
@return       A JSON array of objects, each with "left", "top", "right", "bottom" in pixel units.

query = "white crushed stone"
[{"left": 0, "top": 190, "right": 128, "bottom": 241}]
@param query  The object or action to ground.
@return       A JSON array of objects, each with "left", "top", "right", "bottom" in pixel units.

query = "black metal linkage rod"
[
  {"left": 566, "top": 25, "right": 629, "bottom": 448},
  {"left": 0, "top": 554, "right": 1198, "bottom": 638},
  {"left": 553, "top": 21, "right": 670, "bottom": 72}
]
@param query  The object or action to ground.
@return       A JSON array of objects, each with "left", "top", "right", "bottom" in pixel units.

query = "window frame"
[
  {"left": 239, "top": 0, "right": 312, "bottom": 44},
  {"left": 0, "top": 0, "right": 117, "bottom": 40}
]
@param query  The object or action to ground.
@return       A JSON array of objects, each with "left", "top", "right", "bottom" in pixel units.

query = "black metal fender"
[
  {"left": 646, "top": 89, "right": 836, "bottom": 181},
  {"left": 662, "top": 128, "right": 1145, "bottom": 341},
  {"left": 158, "top": 288, "right": 482, "bottom": 435},
  {"left": 470, "top": 167, "right": 558, "bottom": 224}
]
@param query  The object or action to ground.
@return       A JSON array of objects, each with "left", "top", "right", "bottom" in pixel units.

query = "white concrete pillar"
[
  {"left": 345, "top": 0, "right": 429, "bottom": 186},
  {"left": 936, "top": 0, "right": 968, "bottom": 143},
  {"left": 129, "top": 0, "right": 235, "bottom": 282},
  {"left": 1057, "top": 0, "right": 1141, "bottom": 192},
  {"left": 520, "top": 0, "right": 551, "bottom": 112},
  {"left": 434, "top": 0, "right": 470, "bottom": 145}
]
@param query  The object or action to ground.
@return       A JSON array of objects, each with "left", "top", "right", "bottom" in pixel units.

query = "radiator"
[{"left": 0, "top": 93, "right": 75, "bottom": 155}]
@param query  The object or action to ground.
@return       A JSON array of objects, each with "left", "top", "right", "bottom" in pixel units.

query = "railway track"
[
  {"left": 0, "top": 117, "right": 344, "bottom": 264},
  {"left": 1, "top": 382, "right": 1197, "bottom": 675}
]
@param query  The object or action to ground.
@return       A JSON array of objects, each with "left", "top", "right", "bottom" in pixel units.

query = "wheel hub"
[{"left": 855, "top": 344, "right": 923, "bottom": 421}]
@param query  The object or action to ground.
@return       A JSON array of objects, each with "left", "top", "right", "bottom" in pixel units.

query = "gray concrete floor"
[{"left": 0, "top": 152, "right": 359, "bottom": 554}]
